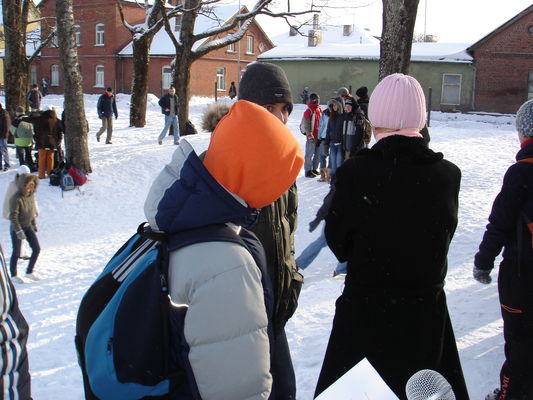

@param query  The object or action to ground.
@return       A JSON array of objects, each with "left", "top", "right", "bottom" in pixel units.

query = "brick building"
[
  {"left": 35, "top": 0, "right": 273, "bottom": 98},
  {"left": 467, "top": 5, "right": 533, "bottom": 113}
]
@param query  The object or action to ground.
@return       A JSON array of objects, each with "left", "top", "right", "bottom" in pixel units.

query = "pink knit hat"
[{"left": 368, "top": 73, "right": 426, "bottom": 141}]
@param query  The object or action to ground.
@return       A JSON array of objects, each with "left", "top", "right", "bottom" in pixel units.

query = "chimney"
[
  {"left": 308, "top": 30, "right": 322, "bottom": 47},
  {"left": 312, "top": 14, "right": 319, "bottom": 30},
  {"left": 289, "top": 26, "right": 298, "bottom": 36},
  {"left": 343, "top": 24, "right": 353, "bottom": 36}
]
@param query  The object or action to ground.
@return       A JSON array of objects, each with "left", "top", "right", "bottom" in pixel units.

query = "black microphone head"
[{"left": 405, "top": 369, "right": 456, "bottom": 400}]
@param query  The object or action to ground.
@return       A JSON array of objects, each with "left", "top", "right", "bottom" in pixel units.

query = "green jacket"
[
  {"left": 11, "top": 117, "right": 34, "bottom": 148},
  {"left": 250, "top": 183, "right": 303, "bottom": 332}
]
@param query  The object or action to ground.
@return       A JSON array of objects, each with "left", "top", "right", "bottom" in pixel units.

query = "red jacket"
[{"left": 304, "top": 102, "right": 322, "bottom": 140}]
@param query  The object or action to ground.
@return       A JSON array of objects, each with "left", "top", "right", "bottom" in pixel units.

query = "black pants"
[
  {"left": 270, "top": 328, "right": 296, "bottom": 400},
  {"left": 497, "top": 259, "right": 533, "bottom": 399},
  {"left": 10, "top": 227, "right": 40, "bottom": 276},
  {"left": 16, "top": 146, "right": 34, "bottom": 167}
]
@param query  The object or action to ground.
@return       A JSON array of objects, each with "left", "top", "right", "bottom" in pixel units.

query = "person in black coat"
[
  {"left": 95, "top": 87, "right": 118, "bottom": 144},
  {"left": 474, "top": 99, "right": 533, "bottom": 400},
  {"left": 315, "top": 73, "right": 469, "bottom": 400},
  {"left": 355, "top": 86, "right": 369, "bottom": 116},
  {"left": 157, "top": 86, "right": 180, "bottom": 145},
  {"left": 27, "top": 84, "right": 42, "bottom": 112}
]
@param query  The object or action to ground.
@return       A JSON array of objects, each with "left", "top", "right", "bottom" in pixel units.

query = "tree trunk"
[
  {"left": 173, "top": 55, "right": 193, "bottom": 136},
  {"left": 2, "top": 0, "right": 29, "bottom": 118},
  {"left": 379, "top": 0, "right": 420, "bottom": 81},
  {"left": 55, "top": 0, "right": 92, "bottom": 172},
  {"left": 129, "top": 36, "right": 152, "bottom": 127}
]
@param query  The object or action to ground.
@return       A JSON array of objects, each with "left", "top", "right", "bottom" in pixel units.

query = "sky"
[
  {"left": 0, "top": 92, "right": 520, "bottom": 399},
  {"left": 255, "top": 0, "right": 533, "bottom": 43}
]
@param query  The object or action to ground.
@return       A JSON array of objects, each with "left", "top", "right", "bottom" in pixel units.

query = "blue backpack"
[
  {"left": 75, "top": 223, "right": 273, "bottom": 400},
  {"left": 60, "top": 168, "right": 75, "bottom": 195}
]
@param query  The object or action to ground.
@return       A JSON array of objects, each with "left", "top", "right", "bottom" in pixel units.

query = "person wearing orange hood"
[{"left": 144, "top": 100, "right": 303, "bottom": 400}]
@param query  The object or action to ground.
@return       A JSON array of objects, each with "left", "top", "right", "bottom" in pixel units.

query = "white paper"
[{"left": 315, "top": 358, "right": 400, "bottom": 400}]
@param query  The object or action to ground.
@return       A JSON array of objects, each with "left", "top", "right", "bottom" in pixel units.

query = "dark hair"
[
  {"left": 32, "top": 83, "right": 38, "bottom": 89},
  {"left": 106, "top": 87, "right": 113, "bottom": 92}
]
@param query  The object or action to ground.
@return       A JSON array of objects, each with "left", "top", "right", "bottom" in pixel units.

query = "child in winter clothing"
[
  {"left": 11, "top": 107, "right": 35, "bottom": 168},
  {"left": 3, "top": 165, "right": 39, "bottom": 220},
  {"left": 303, "top": 93, "right": 322, "bottom": 178},
  {"left": 474, "top": 99, "right": 533, "bottom": 400},
  {"left": 315, "top": 73, "right": 469, "bottom": 400},
  {"left": 9, "top": 173, "right": 41, "bottom": 283}
]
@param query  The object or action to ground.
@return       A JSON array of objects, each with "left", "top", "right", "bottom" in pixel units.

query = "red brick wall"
[
  {"left": 34, "top": 2, "right": 273, "bottom": 99},
  {"left": 471, "top": 9, "right": 533, "bottom": 113}
]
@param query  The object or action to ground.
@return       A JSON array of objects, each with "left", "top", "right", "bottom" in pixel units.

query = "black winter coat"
[
  {"left": 97, "top": 93, "right": 118, "bottom": 119},
  {"left": 158, "top": 93, "right": 179, "bottom": 116},
  {"left": 475, "top": 141, "right": 533, "bottom": 271},
  {"left": 28, "top": 110, "right": 64, "bottom": 150},
  {"left": 316, "top": 136, "right": 469, "bottom": 400},
  {"left": 0, "top": 108, "right": 10, "bottom": 139}
]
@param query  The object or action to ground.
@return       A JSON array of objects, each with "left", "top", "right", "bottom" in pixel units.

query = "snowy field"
[{"left": 0, "top": 93, "right": 518, "bottom": 399}]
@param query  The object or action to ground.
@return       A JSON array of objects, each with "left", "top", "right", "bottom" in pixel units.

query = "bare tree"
[
  {"left": 379, "top": 0, "right": 420, "bottom": 81},
  {"left": 55, "top": 0, "right": 91, "bottom": 172},
  {"left": 160, "top": 0, "right": 312, "bottom": 135},
  {"left": 117, "top": 0, "right": 179, "bottom": 127},
  {"left": 2, "top": 0, "right": 55, "bottom": 118}
]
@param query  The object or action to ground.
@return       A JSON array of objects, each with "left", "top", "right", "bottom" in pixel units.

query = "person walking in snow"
[
  {"left": 473, "top": 99, "right": 533, "bottom": 400},
  {"left": 9, "top": 173, "right": 41, "bottom": 283},
  {"left": 27, "top": 84, "right": 42, "bottom": 112},
  {"left": 157, "top": 86, "right": 180, "bottom": 145},
  {"left": 300, "top": 87, "right": 309, "bottom": 104},
  {"left": 315, "top": 73, "right": 469, "bottom": 400},
  {"left": 228, "top": 81, "right": 237, "bottom": 100},
  {"left": 302, "top": 93, "right": 322, "bottom": 178},
  {"left": 96, "top": 87, "right": 118, "bottom": 144},
  {"left": 11, "top": 107, "right": 35, "bottom": 169},
  {"left": 0, "top": 241, "right": 32, "bottom": 397},
  {"left": 143, "top": 100, "right": 303, "bottom": 399}
]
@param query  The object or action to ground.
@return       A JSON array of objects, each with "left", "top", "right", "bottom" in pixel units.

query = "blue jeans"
[
  {"left": 158, "top": 114, "right": 180, "bottom": 143},
  {"left": 0, "top": 138, "right": 10, "bottom": 168},
  {"left": 296, "top": 226, "right": 347, "bottom": 274},
  {"left": 329, "top": 143, "right": 344, "bottom": 175},
  {"left": 319, "top": 141, "right": 329, "bottom": 169},
  {"left": 304, "top": 139, "right": 320, "bottom": 172},
  {"left": 10, "top": 227, "right": 40, "bottom": 276}
]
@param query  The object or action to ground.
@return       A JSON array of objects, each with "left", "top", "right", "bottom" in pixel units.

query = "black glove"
[
  {"left": 309, "top": 218, "right": 321, "bottom": 232},
  {"left": 473, "top": 267, "right": 492, "bottom": 284}
]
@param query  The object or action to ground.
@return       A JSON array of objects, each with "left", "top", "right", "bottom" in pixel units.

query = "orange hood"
[{"left": 203, "top": 100, "right": 303, "bottom": 208}]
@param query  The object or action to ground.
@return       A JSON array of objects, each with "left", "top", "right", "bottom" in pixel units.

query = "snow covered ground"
[{"left": 0, "top": 93, "right": 518, "bottom": 399}]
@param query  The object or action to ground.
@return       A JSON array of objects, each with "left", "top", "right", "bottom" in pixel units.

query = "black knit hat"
[
  {"left": 344, "top": 97, "right": 357, "bottom": 107},
  {"left": 355, "top": 86, "right": 368, "bottom": 97},
  {"left": 238, "top": 63, "right": 293, "bottom": 114},
  {"left": 309, "top": 93, "right": 320, "bottom": 103}
]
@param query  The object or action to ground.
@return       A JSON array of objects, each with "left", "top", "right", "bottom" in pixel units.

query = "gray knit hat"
[
  {"left": 238, "top": 63, "right": 293, "bottom": 114},
  {"left": 516, "top": 99, "right": 533, "bottom": 137}
]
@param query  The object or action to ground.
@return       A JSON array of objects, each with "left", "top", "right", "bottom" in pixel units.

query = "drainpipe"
[{"left": 471, "top": 65, "right": 476, "bottom": 111}]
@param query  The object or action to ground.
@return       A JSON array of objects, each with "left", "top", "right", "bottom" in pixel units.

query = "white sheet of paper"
[{"left": 315, "top": 358, "right": 400, "bottom": 400}]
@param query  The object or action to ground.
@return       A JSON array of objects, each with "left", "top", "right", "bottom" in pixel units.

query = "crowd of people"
[{"left": 0, "top": 64, "right": 531, "bottom": 400}]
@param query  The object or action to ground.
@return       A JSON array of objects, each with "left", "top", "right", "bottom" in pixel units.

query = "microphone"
[{"left": 405, "top": 369, "right": 456, "bottom": 400}]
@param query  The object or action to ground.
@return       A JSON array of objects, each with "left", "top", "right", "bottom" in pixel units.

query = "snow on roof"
[
  {"left": 119, "top": 4, "right": 241, "bottom": 56},
  {"left": 260, "top": 25, "right": 472, "bottom": 63}
]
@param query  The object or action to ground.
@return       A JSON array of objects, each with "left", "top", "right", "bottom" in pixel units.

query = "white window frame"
[
  {"left": 95, "top": 23, "right": 105, "bottom": 46},
  {"left": 30, "top": 65, "right": 37, "bottom": 87},
  {"left": 75, "top": 25, "right": 81, "bottom": 46},
  {"left": 441, "top": 73, "right": 462, "bottom": 106},
  {"left": 246, "top": 35, "right": 254, "bottom": 54},
  {"left": 51, "top": 65, "right": 59, "bottom": 86},
  {"left": 227, "top": 42, "right": 235, "bottom": 52},
  {"left": 216, "top": 67, "right": 226, "bottom": 91},
  {"left": 528, "top": 70, "right": 533, "bottom": 100},
  {"left": 174, "top": 14, "right": 182, "bottom": 31},
  {"left": 162, "top": 66, "right": 172, "bottom": 90},
  {"left": 95, "top": 65, "right": 105, "bottom": 88}
]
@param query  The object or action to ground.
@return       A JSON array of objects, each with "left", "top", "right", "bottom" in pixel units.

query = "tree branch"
[{"left": 27, "top": 29, "right": 56, "bottom": 64}]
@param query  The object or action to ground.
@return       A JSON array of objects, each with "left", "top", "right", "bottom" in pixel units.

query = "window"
[
  {"left": 30, "top": 65, "right": 37, "bottom": 86},
  {"left": 529, "top": 25, "right": 533, "bottom": 35},
  {"left": 258, "top": 42, "right": 266, "bottom": 53},
  {"left": 95, "top": 24, "right": 105, "bottom": 46},
  {"left": 75, "top": 25, "right": 81, "bottom": 46},
  {"left": 95, "top": 65, "right": 105, "bottom": 87},
  {"left": 441, "top": 73, "right": 462, "bottom": 105},
  {"left": 174, "top": 15, "right": 182, "bottom": 31},
  {"left": 51, "top": 65, "right": 59, "bottom": 86},
  {"left": 216, "top": 67, "right": 226, "bottom": 91},
  {"left": 227, "top": 42, "right": 235, "bottom": 52},
  {"left": 52, "top": 31, "right": 59, "bottom": 47},
  {"left": 162, "top": 66, "right": 172, "bottom": 90},
  {"left": 527, "top": 69, "right": 533, "bottom": 100},
  {"left": 246, "top": 35, "right": 254, "bottom": 54}
]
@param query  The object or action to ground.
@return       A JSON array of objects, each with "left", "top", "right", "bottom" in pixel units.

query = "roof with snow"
[
  {"left": 260, "top": 24, "right": 472, "bottom": 63},
  {"left": 119, "top": 4, "right": 259, "bottom": 56}
]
